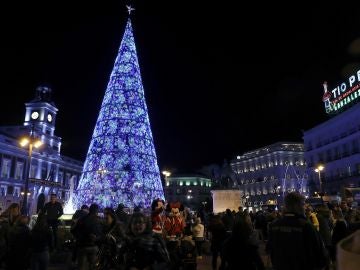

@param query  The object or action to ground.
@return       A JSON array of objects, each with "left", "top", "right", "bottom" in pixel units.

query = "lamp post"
[
  {"left": 19, "top": 131, "right": 43, "bottom": 215},
  {"left": 162, "top": 170, "right": 171, "bottom": 186},
  {"left": 314, "top": 164, "right": 325, "bottom": 196}
]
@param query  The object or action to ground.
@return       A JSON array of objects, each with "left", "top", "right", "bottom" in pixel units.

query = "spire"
[{"left": 75, "top": 17, "right": 165, "bottom": 209}]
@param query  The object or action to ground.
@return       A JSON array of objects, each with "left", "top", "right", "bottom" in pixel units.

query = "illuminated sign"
[{"left": 323, "top": 69, "right": 360, "bottom": 114}]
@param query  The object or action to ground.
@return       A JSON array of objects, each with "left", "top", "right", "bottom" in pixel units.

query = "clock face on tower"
[
  {"left": 31, "top": 111, "right": 39, "bottom": 120},
  {"left": 47, "top": 114, "right": 52, "bottom": 122}
]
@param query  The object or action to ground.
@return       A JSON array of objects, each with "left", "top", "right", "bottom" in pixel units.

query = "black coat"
[
  {"left": 222, "top": 236, "right": 264, "bottom": 270},
  {"left": 43, "top": 201, "right": 63, "bottom": 221},
  {"left": 267, "top": 213, "right": 329, "bottom": 270},
  {"left": 71, "top": 213, "right": 103, "bottom": 247}
]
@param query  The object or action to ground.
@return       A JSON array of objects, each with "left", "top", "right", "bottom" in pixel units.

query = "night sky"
[{"left": 1, "top": 1, "right": 360, "bottom": 173}]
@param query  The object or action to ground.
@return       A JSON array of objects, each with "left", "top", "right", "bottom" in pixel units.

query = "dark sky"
[{"left": 1, "top": 1, "right": 360, "bottom": 173}]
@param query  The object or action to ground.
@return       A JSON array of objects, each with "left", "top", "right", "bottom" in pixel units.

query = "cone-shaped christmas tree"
[{"left": 75, "top": 18, "right": 164, "bottom": 209}]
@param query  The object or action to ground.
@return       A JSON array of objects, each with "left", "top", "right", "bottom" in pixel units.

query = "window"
[
  {"left": 342, "top": 144, "right": 349, "bottom": 157},
  {"left": 30, "top": 165, "right": 37, "bottom": 178},
  {"left": 318, "top": 152, "right": 324, "bottom": 163},
  {"left": 306, "top": 142, "right": 313, "bottom": 151},
  {"left": 0, "top": 186, "right": 6, "bottom": 196},
  {"left": 352, "top": 139, "right": 359, "bottom": 153},
  {"left": 65, "top": 173, "right": 71, "bottom": 186},
  {"left": 309, "top": 156, "right": 314, "bottom": 167},
  {"left": 337, "top": 168, "right": 343, "bottom": 177},
  {"left": 8, "top": 186, "right": 14, "bottom": 196},
  {"left": 14, "top": 162, "right": 24, "bottom": 179},
  {"left": 58, "top": 171, "right": 64, "bottom": 183},
  {"left": 326, "top": 149, "right": 332, "bottom": 162},
  {"left": 41, "top": 165, "right": 47, "bottom": 179},
  {"left": 14, "top": 187, "right": 20, "bottom": 197},
  {"left": 47, "top": 165, "right": 56, "bottom": 181},
  {"left": 356, "top": 163, "right": 360, "bottom": 174},
  {"left": 1, "top": 159, "right": 11, "bottom": 178},
  {"left": 335, "top": 147, "right": 341, "bottom": 159}
]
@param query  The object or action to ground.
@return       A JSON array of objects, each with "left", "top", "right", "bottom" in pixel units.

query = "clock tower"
[{"left": 24, "top": 86, "right": 61, "bottom": 154}]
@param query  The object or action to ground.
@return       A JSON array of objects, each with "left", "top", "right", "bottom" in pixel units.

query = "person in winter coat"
[
  {"left": 123, "top": 212, "right": 170, "bottom": 270},
  {"left": 331, "top": 209, "right": 349, "bottom": 262},
  {"left": 71, "top": 203, "right": 103, "bottom": 270},
  {"left": 208, "top": 214, "right": 227, "bottom": 270},
  {"left": 97, "top": 207, "right": 126, "bottom": 270},
  {"left": 5, "top": 215, "right": 31, "bottom": 270},
  {"left": 0, "top": 203, "right": 20, "bottom": 266},
  {"left": 222, "top": 217, "right": 264, "bottom": 270},
  {"left": 267, "top": 192, "right": 329, "bottom": 270},
  {"left": 30, "top": 212, "right": 53, "bottom": 270}
]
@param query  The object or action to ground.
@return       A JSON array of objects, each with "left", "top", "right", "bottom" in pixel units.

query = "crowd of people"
[
  {"left": 208, "top": 193, "right": 360, "bottom": 270},
  {"left": 0, "top": 192, "right": 359, "bottom": 270},
  {"left": 0, "top": 193, "right": 63, "bottom": 270}
]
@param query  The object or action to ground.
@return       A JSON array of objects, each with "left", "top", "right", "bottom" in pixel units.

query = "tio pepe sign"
[{"left": 323, "top": 69, "right": 360, "bottom": 114}]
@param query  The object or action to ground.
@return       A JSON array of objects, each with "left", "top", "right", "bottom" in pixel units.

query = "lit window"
[
  {"left": 14, "top": 162, "right": 24, "bottom": 179},
  {"left": 14, "top": 187, "right": 20, "bottom": 197},
  {"left": 1, "top": 159, "right": 11, "bottom": 178}
]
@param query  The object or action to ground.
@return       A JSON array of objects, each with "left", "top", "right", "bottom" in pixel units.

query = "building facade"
[
  {"left": 0, "top": 86, "right": 83, "bottom": 213},
  {"left": 230, "top": 142, "right": 308, "bottom": 210},
  {"left": 303, "top": 102, "right": 360, "bottom": 197},
  {"left": 163, "top": 174, "right": 212, "bottom": 210}
]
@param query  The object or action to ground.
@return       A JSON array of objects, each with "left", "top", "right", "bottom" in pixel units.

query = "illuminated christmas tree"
[{"left": 75, "top": 17, "right": 164, "bottom": 209}]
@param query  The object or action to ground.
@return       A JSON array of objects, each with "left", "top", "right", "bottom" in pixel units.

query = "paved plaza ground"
[{"left": 47, "top": 241, "right": 271, "bottom": 270}]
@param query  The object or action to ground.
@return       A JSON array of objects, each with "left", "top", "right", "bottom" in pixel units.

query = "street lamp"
[
  {"left": 162, "top": 170, "right": 171, "bottom": 186},
  {"left": 19, "top": 132, "right": 43, "bottom": 215},
  {"left": 314, "top": 164, "right": 325, "bottom": 195}
]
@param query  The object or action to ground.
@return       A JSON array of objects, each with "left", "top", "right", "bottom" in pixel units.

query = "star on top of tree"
[{"left": 126, "top": 5, "right": 135, "bottom": 15}]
